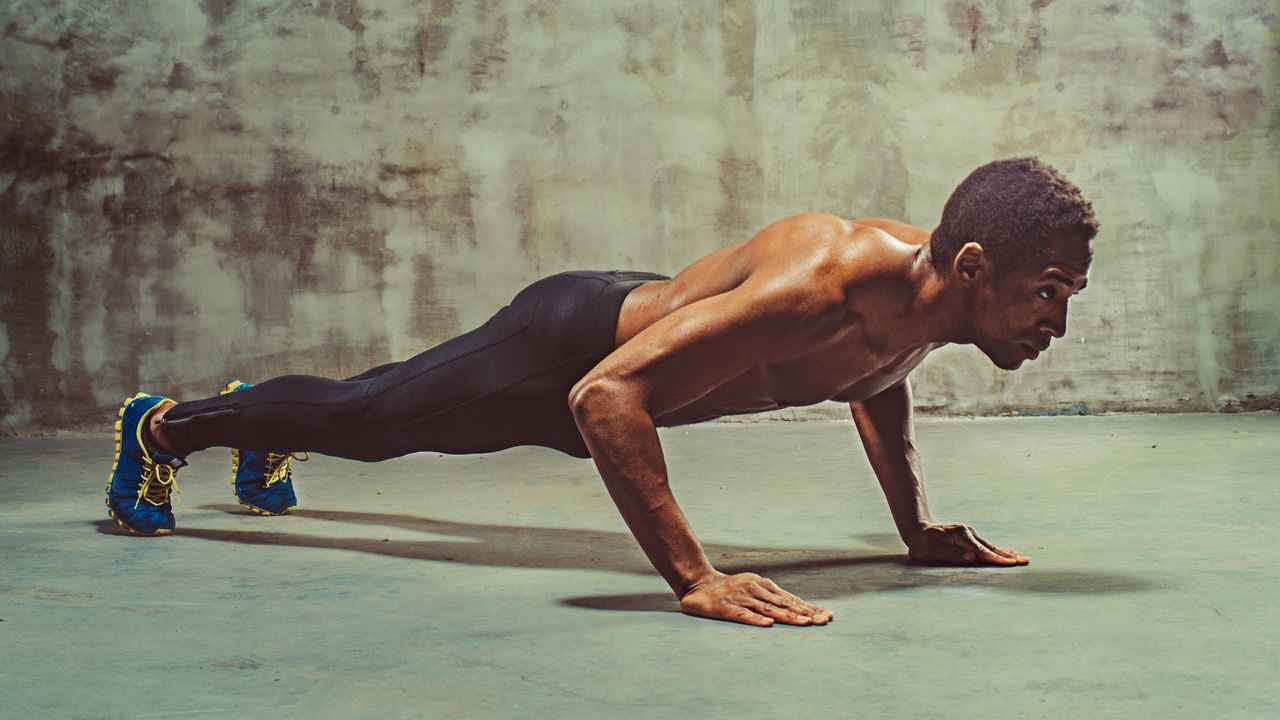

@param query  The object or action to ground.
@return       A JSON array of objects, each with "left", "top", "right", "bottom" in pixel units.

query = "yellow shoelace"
[
  {"left": 264, "top": 452, "right": 309, "bottom": 487},
  {"left": 135, "top": 460, "right": 182, "bottom": 509}
]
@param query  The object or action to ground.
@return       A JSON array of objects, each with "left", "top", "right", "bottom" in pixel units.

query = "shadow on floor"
[{"left": 91, "top": 505, "right": 1163, "bottom": 612}]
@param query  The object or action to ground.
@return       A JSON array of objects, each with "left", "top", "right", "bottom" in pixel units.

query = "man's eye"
[{"left": 1038, "top": 288, "right": 1056, "bottom": 301}]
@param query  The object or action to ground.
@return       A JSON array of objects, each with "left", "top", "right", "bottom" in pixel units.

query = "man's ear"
[{"left": 953, "top": 242, "right": 987, "bottom": 286}]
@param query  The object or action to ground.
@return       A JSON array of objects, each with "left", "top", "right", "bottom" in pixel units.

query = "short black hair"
[{"left": 929, "top": 157, "right": 1099, "bottom": 272}]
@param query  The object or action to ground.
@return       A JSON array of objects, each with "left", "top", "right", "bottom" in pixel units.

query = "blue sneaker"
[
  {"left": 221, "top": 380, "right": 303, "bottom": 516},
  {"left": 105, "top": 393, "right": 187, "bottom": 536}
]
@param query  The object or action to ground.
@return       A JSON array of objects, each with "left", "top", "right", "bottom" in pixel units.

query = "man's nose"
[{"left": 1040, "top": 308, "right": 1067, "bottom": 339}]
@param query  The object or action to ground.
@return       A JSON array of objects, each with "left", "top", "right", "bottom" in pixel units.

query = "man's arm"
[
  {"left": 848, "top": 379, "right": 932, "bottom": 545},
  {"left": 850, "top": 379, "right": 1029, "bottom": 566},
  {"left": 569, "top": 269, "right": 842, "bottom": 627}
]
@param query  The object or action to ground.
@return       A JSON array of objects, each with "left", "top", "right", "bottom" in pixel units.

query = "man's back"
[{"left": 598, "top": 212, "right": 939, "bottom": 427}]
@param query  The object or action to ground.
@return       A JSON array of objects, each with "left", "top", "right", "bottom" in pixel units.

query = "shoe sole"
[
  {"left": 221, "top": 380, "right": 297, "bottom": 518},
  {"left": 107, "top": 508, "right": 172, "bottom": 536},
  {"left": 238, "top": 501, "right": 297, "bottom": 516},
  {"left": 105, "top": 393, "right": 172, "bottom": 537}
]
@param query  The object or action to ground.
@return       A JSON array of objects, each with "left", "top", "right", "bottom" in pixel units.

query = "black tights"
[{"left": 158, "top": 270, "right": 669, "bottom": 461}]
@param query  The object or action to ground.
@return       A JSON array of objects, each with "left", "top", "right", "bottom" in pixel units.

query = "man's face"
[{"left": 971, "top": 235, "right": 1092, "bottom": 371}]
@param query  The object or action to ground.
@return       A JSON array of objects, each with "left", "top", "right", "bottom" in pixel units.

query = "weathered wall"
[{"left": 1, "top": 0, "right": 1277, "bottom": 433}]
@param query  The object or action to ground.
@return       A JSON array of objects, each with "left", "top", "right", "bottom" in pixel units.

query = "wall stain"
[
  {"left": 0, "top": 152, "right": 57, "bottom": 428},
  {"left": 242, "top": 336, "right": 392, "bottom": 383},
  {"left": 513, "top": 180, "right": 536, "bottom": 257},
  {"left": 413, "top": 0, "right": 457, "bottom": 78},
  {"left": 0, "top": 113, "right": 59, "bottom": 180},
  {"left": 1094, "top": 2, "right": 1270, "bottom": 143},
  {"left": 102, "top": 156, "right": 180, "bottom": 231},
  {"left": 316, "top": 0, "right": 379, "bottom": 96},
  {"left": 3, "top": 20, "right": 75, "bottom": 52},
  {"left": 201, "top": 0, "right": 238, "bottom": 69},
  {"left": 332, "top": 0, "right": 365, "bottom": 34},
  {"left": 716, "top": 152, "right": 762, "bottom": 241},
  {"left": 718, "top": 1, "right": 756, "bottom": 102},
  {"left": 410, "top": 255, "right": 460, "bottom": 342},
  {"left": 395, "top": 137, "right": 477, "bottom": 252},
  {"left": 895, "top": 14, "right": 928, "bottom": 70},
  {"left": 436, "top": 184, "right": 477, "bottom": 252},
  {"left": 218, "top": 152, "right": 396, "bottom": 326},
  {"left": 1016, "top": 0, "right": 1056, "bottom": 78},
  {"left": 469, "top": 5, "right": 509, "bottom": 92},
  {"left": 63, "top": 130, "right": 114, "bottom": 190},
  {"left": 86, "top": 65, "right": 121, "bottom": 94},
  {"left": 206, "top": 98, "right": 246, "bottom": 135},
  {"left": 200, "top": 0, "right": 236, "bottom": 27},
  {"left": 1201, "top": 37, "right": 1229, "bottom": 68},
  {"left": 59, "top": 29, "right": 132, "bottom": 103},
  {"left": 946, "top": 1, "right": 984, "bottom": 53},
  {"left": 352, "top": 36, "right": 381, "bottom": 98},
  {"left": 1153, "top": 0, "right": 1194, "bottom": 48},
  {"left": 166, "top": 62, "right": 196, "bottom": 91},
  {"left": 98, "top": 156, "right": 187, "bottom": 401},
  {"left": 380, "top": 163, "right": 443, "bottom": 181}
]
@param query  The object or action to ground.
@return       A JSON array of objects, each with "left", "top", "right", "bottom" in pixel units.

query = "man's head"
[{"left": 930, "top": 157, "right": 1099, "bottom": 370}]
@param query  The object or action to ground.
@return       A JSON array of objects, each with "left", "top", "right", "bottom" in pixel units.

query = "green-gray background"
[{"left": 2, "top": 0, "right": 1277, "bottom": 432}]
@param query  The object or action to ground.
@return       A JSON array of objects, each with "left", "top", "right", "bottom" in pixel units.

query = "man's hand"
[
  {"left": 679, "top": 571, "right": 834, "bottom": 627},
  {"left": 907, "top": 523, "right": 1030, "bottom": 566}
]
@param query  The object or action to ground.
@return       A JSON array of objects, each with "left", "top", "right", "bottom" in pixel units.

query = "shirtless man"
[{"left": 104, "top": 156, "right": 1097, "bottom": 628}]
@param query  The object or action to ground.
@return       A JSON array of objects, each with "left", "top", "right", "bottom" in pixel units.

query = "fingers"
[
  {"left": 910, "top": 525, "right": 1030, "bottom": 568},
  {"left": 681, "top": 595, "right": 776, "bottom": 627},
  {"left": 744, "top": 596, "right": 813, "bottom": 625},
  {"left": 971, "top": 530, "right": 1030, "bottom": 565},
  {"left": 731, "top": 606, "right": 775, "bottom": 627},
  {"left": 679, "top": 573, "right": 834, "bottom": 628},
  {"left": 959, "top": 528, "right": 1023, "bottom": 566},
  {"left": 958, "top": 527, "right": 1015, "bottom": 566},
  {"left": 757, "top": 578, "right": 833, "bottom": 624},
  {"left": 683, "top": 597, "right": 784, "bottom": 628},
  {"left": 746, "top": 588, "right": 837, "bottom": 627}
]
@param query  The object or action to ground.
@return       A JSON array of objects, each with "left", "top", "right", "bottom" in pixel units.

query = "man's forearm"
[
  {"left": 850, "top": 380, "right": 933, "bottom": 546},
  {"left": 570, "top": 384, "right": 716, "bottom": 597}
]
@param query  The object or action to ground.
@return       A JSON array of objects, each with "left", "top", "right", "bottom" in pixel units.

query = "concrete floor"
[{"left": 1, "top": 413, "right": 1276, "bottom": 719}]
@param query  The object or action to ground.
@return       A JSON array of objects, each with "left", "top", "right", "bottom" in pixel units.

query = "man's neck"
[{"left": 902, "top": 245, "right": 973, "bottom": 347}]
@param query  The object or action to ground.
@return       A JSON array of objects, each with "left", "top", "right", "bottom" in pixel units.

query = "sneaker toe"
[
  {"left": 237, "top": 484, "right": 298, "bottom": 515},
  {"left": 109, "top": 504, "right": 175, "bottom": 535}
]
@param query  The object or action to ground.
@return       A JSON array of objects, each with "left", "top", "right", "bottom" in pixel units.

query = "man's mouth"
[{"left": 1022, "top": 343, "right": 1041, "bottom": 360}]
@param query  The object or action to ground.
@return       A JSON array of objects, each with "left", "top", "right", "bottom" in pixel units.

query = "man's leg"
[
  {"left": 342, "top": 362, "right": 402, "bottom": 382},
  {"left": 150, "top": 270, "right": 671, "bottom": 462},
  {"left": 355, "top": 270, "right": 670, "bottom": 458},
  {"left": 154, "top": 372, "right": 385, "bottom": 461},
  {"left": 210, "top": 363, "right": 409, "bottom": 516},
  {"left": 106, "top": 269, "right": 667, "bottom": 534}
]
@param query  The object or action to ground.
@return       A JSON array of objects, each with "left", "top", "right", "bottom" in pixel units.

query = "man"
[{"left": 105, "top": 157, "right": 1098, "bottom": 628}]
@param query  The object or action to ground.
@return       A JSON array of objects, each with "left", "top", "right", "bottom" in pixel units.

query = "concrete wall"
[{"left": 1, "top": 0, "right": 1277, "bottom": 433}]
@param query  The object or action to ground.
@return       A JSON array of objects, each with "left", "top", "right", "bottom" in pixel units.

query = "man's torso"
[{"left": 612, "top": 213, "right": 941, "bottom": 427}]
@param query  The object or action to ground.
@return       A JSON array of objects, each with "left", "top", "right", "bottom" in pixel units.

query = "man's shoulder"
[
  {"left": 759, "top": 212, "right": 856, "bottom": 242},
  {"left": 763, "top": 212, "right": 929, "bottom": 240},
  {"left": 738, "top": 214, "right": 866, "bottom": 314},
  {"left": 760, "top": 213, "right": 897, "bottom": 279},
  {"left": 729, "top": 213, "right": 920, "bottom": 313},
  {"left": 849, "top": 217, "right": 932, "bottom": 246},
  {"left": 759, "top": 213, "right": 917, "bottom": 260}
]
